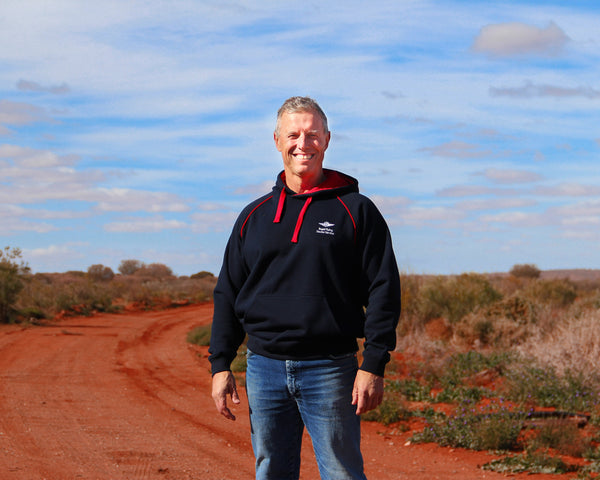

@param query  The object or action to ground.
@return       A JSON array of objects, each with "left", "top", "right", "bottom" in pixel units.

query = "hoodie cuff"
[
  {"left": 360, "top": 347, "right": 390, "bottom": 377},
  {"left": 210, "top": 357, "right": 232, "bottom": 376}
]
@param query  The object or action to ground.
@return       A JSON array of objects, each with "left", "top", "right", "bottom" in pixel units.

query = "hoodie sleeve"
[
  {"left": 356, "top": 197, "right": 401, "bottom": 377},
  {"left": 208, "top": 221, "right": 248, "bottom": 375}
]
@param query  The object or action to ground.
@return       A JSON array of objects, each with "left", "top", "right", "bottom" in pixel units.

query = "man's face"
[{"left": 274, "top": 110, "right": 330, "bottom": 182}]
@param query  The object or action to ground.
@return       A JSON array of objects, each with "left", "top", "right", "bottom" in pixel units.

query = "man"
[{"left": 209, "top": 96, "right": 400, "bottom": 480}]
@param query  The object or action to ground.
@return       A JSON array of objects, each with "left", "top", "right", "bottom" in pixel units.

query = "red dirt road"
[{"left": 0, "top": 304, "right": 574, "bottom": 479}]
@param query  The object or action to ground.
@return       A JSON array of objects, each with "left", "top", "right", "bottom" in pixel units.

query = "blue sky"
[{"left": 1, "top": 0, "right": 599, "bottom": 276}]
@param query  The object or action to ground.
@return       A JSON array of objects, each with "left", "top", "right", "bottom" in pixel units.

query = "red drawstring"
[
  {"left": 273, "top": 189, "right": 286, "bottom": 223},
  {"left": 292, "top": 197, "right": 312, "bottom": 243},
  {"left": 273, "top": 189, "right": 313, "bottom": 243}
]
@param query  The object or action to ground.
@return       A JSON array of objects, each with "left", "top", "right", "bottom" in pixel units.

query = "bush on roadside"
[
  {"left": 418, "top": 273, "right": 502, "bottom": 324},
  {"left": 0, "top": 247, "right": 31, "bottom": 323}
]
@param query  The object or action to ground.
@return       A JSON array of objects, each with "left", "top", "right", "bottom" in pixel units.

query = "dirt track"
[{"left": 0, "top": 304, "right": 571, "bottom": 479}]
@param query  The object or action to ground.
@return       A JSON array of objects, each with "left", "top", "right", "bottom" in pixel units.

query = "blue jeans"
[{"left": 245, "top": 350, "right": 366, "bottom": 480}]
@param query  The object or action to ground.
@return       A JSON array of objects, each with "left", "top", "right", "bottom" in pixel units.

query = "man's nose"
[{"left": 296, "top": 133, "right": 307, "bottom": 149}]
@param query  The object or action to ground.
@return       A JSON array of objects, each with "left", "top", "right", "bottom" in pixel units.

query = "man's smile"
[{"left": 293, "top": 153, "right": 314, "bottom": 160}]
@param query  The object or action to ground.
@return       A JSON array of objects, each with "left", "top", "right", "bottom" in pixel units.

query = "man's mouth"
[{"left": 293, "top": 154, "right": 314, "bottom": 160}]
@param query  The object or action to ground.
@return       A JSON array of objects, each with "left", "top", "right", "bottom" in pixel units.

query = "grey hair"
[{"left": 274, "top": 96, "right": 329, "bottom": 138}]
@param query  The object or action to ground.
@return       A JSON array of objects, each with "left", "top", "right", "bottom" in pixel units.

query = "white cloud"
[
  {"left": 472, "top": 21, "right": 569, "bottom": 57},
  {"left": 401, "top": 206, "right": 464, "bottom": 226},
  {"left": 456, "top": 198, "right": 536, "bottom": 211},
  {"left": 0, "top": 144, "right": 74, "bottom": 168},
  {"left": 437, "top": 185, "right": 518, "bottom": 197},
  {"left": 554, "top": 199, "right": 600, "bottom": 217},
  {"left": 534, "top": 183, "right": 600, "bottom": 197},
  {"left": 419, "top": 140, "right": 492, "bottom": 159},
  {"left": 191, "top": 211, "right": 238, "bottom": 233},
  {"left": 104, "top": 216, "right": 188, "bottom": 233},
  {"left": 16, "top": 79, "right": 71, "bottom": 94},
  {"left": 562, "top": 216, "right": 600, "bottom": 226},
  {"left": 479, "top": 211, "right": 541, "bottom": 226},
  {"left": 0, "top": 144, "right": 190, "bottom": 213},
  {"left": 27, "top": 243, "right": 88, "bottom": 259},
  {"left": 95, "top": 188, "right": 189, "bottom": 213},
  {"left": 480, "top": 168, "right": 543, "bottom": 185},
  {"left": 0, "top": 100, "right": 47, "bottom": 125}
]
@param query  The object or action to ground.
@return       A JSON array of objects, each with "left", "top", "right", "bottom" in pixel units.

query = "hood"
[
  {"left": 272, "top": 169, "right": 359, "bottom": 243},
  {"left": 274, "top": 168, "right": 358, "bottom": 198}
]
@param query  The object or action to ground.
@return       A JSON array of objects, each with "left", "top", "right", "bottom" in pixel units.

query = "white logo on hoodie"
[{"left": 316, "top": 221, "right": 335, "bottom": 236}]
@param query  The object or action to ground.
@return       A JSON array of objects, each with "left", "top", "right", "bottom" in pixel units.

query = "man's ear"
[
  {"left": 324, "top": 131, "right": 331, "bottom": 151},
  {"left": 274, "top": 132, "right": 282, "bottom": 152}
]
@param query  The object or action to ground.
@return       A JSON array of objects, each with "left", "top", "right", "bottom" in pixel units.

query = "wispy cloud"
[
  {"left": 0, "top": 100, "right": 48, "bottom": 125},
  {"left": 104, "top": 216, "right": 188, "bottom": 233},
  {"left": 479, "top": 168, "right": 544, "bottom": 185},
  {"left": 490, "top": 81, "right": 600, "bottom": 99},
  {"left": 16, "top": 79, "right": 71, "bottom": 95},
  {"left": 419, "top": 141, "right": 492, "bottom": 159},
  {"left": 534, "top": 183, "right": 600, "bottom": 197}
]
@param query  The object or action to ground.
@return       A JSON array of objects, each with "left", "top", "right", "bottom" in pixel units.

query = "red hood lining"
[{"left": 280, "top": 170, "right": 354, "bottom": 195}]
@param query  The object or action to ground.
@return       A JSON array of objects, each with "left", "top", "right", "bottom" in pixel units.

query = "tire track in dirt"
[{"left": 0, "top": 305, "right": 255, "bottom": 479}]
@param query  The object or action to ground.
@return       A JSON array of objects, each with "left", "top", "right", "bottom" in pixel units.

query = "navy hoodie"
[{"left": 209, "top": 169, "right": 401, "bottom": 377}]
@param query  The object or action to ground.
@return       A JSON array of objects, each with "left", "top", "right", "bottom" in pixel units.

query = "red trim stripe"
[
  {"left": 240, "top": 196, "right": 273, "bottom": 238},
  {"left": 337, "top": 196, "right": 356, "bottom": 243}
]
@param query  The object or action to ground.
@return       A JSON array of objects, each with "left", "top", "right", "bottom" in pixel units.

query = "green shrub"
[
  {"left": 523, "top": 279, "right": 577, "bottom": 308},
  {"left": 483, "top": 451, "right": 577, "bottom": 475},
  {"left": 0, "top": 247, "right": 30, "bottom": 323},
  {"left": 527, "top": 418, "right": 590, "bottom": 457},
  {"left": 441, "top": 351, "right": 513, "bottom": 387},
  {"left": 387, "top": 378, "right": 432, "bottom": 402},
  {"left": 418, "top": 273, "right": 502, "bottom": 323},
  {"left": 187, "top": 325, "right": 211, "bottom": 346},
  {"left": 362, "top": 393, "right": 412, "bottom": 425},
  {"left": 413, "top": 402, "right": 524, "bottom": 451},
  {"left": 503, "top": 363, "right": 600, "bottom": 412}
]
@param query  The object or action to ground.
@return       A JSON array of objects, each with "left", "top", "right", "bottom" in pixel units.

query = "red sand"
[{"left": 0, "top": 304, "right": 576, "bottom": 479}]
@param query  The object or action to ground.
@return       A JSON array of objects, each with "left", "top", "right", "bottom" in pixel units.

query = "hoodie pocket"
[{"left": 244, "top": 294, "right": 342, "bottom": 339}]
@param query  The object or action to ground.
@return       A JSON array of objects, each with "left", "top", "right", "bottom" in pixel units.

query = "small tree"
[
  {"left": 118, "top": 259, "right": 143, "bottom": 276},
  {"left": 87, "top": 264, "right": 115, "bottom": 282},
  {"left": 509, "top": 263, "right": 541, "bottom": 279},
  {"left": 136, "top": 262, "right": 173, "bottom": 279},
  {"left": 0, "top": 247, "right": 31, "bottom": 323},
  {"left": 190, "top": 271, "right": 215, "bottom": 280}
]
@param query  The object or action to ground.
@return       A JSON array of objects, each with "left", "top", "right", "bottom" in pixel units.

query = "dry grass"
[
  {"left": 517, "top": 310, "right": 600, "bottom": 382},
  {"left": 15, "top": 271, "right": 217, "bottom": 321}
]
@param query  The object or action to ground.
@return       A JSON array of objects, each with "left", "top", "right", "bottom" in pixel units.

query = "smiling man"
[
  {"left": 209, "top": 96, "right": 401, "bottom": 480},
  {"left": 274, "top": 102, "right": 330, "bottom": 193}
]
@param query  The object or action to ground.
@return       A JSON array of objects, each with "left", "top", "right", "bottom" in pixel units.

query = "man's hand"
[
  {"left": 212, "top": 370, "right": 240, "bottom": 421},
  {"left": 352, "top": 369, "right": 384, "bottom": 415}
]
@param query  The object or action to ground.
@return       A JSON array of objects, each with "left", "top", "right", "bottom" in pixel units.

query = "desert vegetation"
[
  {"left": 376, "top": 266, "right": 600, "bottom": 477},
  {"left": 4, "top": 247, "right": 600, "bottom": 476},
  {"left": 1, "top": 249, "right": 217, "bottom": 323}
]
